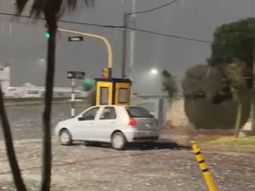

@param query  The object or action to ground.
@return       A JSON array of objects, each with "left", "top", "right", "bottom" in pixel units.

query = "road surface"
[{"left": 0, "top": 104, "right": 254, "bottom": 191}]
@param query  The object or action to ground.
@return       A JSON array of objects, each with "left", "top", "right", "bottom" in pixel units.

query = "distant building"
[
  {"left": 6, "top": 83, "right": 88, "bottom": 98},
  {"left": 0, "top": 64, "right": 88, "bottom": 98},
  {"left": 0, "top": 63, "right": 10, "bottom": 95}
]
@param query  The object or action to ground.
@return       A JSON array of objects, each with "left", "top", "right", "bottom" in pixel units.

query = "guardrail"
[{"left": 3, "top": 97, "right": 89, "bottom": 106}]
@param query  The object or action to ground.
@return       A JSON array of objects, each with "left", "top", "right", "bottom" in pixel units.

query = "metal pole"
[
  {"left": 71, "top": 79, "right": 75, "bottom": 117},
  {"left": 122, "top": 13, "right": 128, "bottom": 78},
  {"left": 58, "top": 28, "right": 113, "bottom": 71},
  {"left": 129, "top": 0, "right": 136, "bottom": 77}
]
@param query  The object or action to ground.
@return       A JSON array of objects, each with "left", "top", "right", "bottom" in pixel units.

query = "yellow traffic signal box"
[{"left": 95, "top": 78, "right": 132, "bottom": 106}]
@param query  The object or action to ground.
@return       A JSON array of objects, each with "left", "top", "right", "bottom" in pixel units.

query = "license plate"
[{"left": 144, "top": 123, "right": 152, "bottom": 128}]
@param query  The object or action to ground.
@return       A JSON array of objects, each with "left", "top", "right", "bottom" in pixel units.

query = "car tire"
[
  {"left": 59, "top": 129, "right": 73, "bottom": 146},
  {"left": 111, "top": 132, "right": 127, "bottom": 150}
]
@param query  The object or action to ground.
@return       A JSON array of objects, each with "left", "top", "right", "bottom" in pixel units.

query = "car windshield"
[{"left": 126, "top": 107, "right": 153, "bottom": 118}]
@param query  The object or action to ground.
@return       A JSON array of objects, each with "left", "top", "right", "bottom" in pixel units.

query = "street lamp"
[{"left": 150, "top": 68, "right": 159, "bottom": 75}]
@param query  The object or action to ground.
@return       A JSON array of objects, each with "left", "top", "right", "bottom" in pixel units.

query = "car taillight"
[{"left": 129, "top": 118, "right": 137, "bottom": 127}]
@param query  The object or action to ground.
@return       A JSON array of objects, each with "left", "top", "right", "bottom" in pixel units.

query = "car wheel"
[
  {"left": 59, "top": 129, "right": 73, "bottom": 146},
  {"left": 111, "top": 132, "right": 126, "bottom": 150}
]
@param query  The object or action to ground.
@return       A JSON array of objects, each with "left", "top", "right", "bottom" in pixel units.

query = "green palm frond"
[
  {"left": 30, "top": 0, "right": 48, "bottom": 17},
  {"left": 16, "top": 0, "right": 94, "bottom": 18},
  {"left": 15, "top": 0, "right": 29, "bottom": 14}
]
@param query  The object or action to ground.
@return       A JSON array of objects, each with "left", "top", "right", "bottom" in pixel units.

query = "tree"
[
  {"left": 208, "top": 18, "right": 255, "bottom": 134},
  {"left": 161, "top": 70, "right": 177, "bottom": 101},
  {"left": 224, "top": 61, "right": 247, "bottom": 137},
  {"left": 0, "top": 1, "right": 93, "bottom": 191},
  {"left": 209, "top": 18, "right": 255, "bottom": 72},
  {"left": 182, "top": 64, "right": 227, "bottom": 102},
  {"left": 182, "top": 64, "right": 250, "bottom": 130}
]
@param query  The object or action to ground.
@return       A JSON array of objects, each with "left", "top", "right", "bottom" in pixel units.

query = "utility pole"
[
  {"left": 129, "top": 0, "right": 136, "bottom": 77},
  {"left": 121, "top": 13, "right": 128, "bottom": 79},
  {"left": 121, "top": 0, "right": 136, "bottom": 79},
  {"left": 121, "top": 0, "right": 181, "bottom": 79}
]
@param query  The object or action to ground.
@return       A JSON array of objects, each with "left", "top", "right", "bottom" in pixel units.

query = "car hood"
[{"left": 56, "top": 118, "right": 76, "bottom": 127}]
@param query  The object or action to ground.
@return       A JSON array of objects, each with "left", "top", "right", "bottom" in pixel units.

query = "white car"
[{"left": 55, "top": 105, "right": 160, "bottom": 149}]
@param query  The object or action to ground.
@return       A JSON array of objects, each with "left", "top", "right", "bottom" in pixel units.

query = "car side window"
[
  {"left": 99, "top": 107, "right": 116, "bottom": 120},
  {"left": 82, "top": 107, "right": 99, "bottom": 120}
]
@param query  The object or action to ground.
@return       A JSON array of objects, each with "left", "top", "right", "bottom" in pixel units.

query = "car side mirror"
[
  {"left": 150, "top": 112, "right": 155, "bottom": 118},
  {"left": 78, "top": 116, "right": 86, "bottom": 121}
]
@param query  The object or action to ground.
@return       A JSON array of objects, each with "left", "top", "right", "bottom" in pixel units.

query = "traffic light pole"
[
  {"left": 71, "top": 79, "right": 76, "bottom": 117},
  {"left": 108, "top": 67, "right": 112, "bottom": 79},
  {"left": 58, "top": 28, "right": 113, "bottom": 78}
]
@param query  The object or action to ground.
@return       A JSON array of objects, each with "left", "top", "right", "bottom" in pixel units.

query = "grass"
[
  {"left": 207, "top": 136, "right": 255, "bottom": 146},
  {"left": 199, "top": 136, "right": 255, "bottom": 153}
]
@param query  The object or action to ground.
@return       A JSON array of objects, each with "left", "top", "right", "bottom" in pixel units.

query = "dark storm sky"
[{"left": 0, "top": 0, "right": 254, "bottom": 94}]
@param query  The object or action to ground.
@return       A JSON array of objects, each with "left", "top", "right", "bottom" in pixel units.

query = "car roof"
[
  {"left": 97, "top": 105, "right": 147, "bottom": 110},
  {"left": 98, "top": 105, "right": 127, "bottom": 109}
]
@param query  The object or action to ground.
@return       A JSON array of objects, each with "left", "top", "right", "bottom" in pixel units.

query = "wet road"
[
  {"left": 0, "top": 104, "right": 255, "bottom": 191},
  {"left": 0, "top": 103, "right": 89, "bottom": 140}
]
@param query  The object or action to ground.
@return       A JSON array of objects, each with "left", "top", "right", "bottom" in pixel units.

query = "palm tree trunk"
[
  {"left": 251, "top": 40, "right": 255, "bottom": 134},
  {"left": 251, "top": 95, "right": 255, "bottom": 133},
  {"left": 40, "top": 21, "right": 57, "bottom": 191},
  {"left": 235, "top": 102, "right": 243, "bottom": 138},
  {"left": 0, "top": 86, "right": 27, "bottom": 191}
]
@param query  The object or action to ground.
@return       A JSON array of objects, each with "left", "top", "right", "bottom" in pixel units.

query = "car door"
[
  {"left": 93, "top": 106, "right": 118, "bottom": 142},
  {"left": 73, "top": 106, "right": 100, "bottom": 140}
]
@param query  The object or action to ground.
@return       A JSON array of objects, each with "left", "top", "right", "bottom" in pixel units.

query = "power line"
[
  {"left": 0, "top": 11, "right": 121, "bottom": 28},
  {"left": 128, "top": 0, "right": 180, "bottom": 15},
  {"left": 61, "top": 19, "right": 121, "bottom": 28},
  {"left": 128, "top": 27, "right": 211, "bottom": 44},
  {"left": 0, "top": 11, "right": 211, "bottom": 44}
]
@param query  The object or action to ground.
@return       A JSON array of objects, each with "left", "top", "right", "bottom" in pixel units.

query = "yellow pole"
[
  {"left": 191, "top": 141, "right": 217, "bottom": 191},
  {"left": 58, "top": 28, "right": 113, "bottom": 69}
]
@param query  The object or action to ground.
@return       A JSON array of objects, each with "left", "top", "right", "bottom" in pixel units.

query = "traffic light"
[
  {"left": 44, "top": 31, "right": 50, "bottom": 39},
  {"left": 44, "top": 23, "right": 50, "bottom": 39},
  {"left": 102, "top": 67, "right": 109, "bottom": 78}
]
